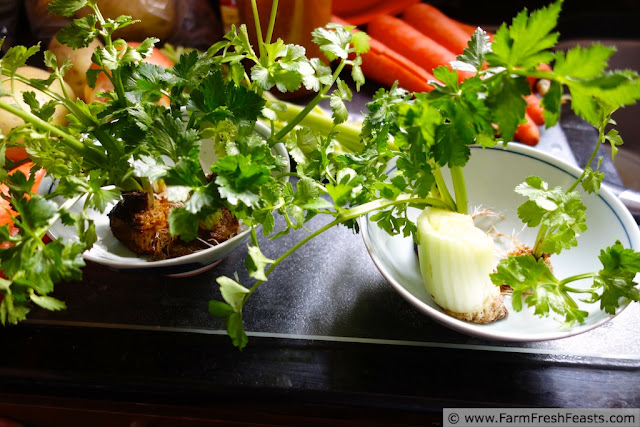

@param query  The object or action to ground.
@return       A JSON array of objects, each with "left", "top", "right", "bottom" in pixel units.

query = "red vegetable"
[
  {"left": 5, "top": 147, "right": 29, "bottom": 163},
  {"left": 0, "top": 162, "right": 46, "bottom": 284},
  {"left": 0, "top": 162, "right": 46, "bottom": 248},
  {"left": 333, "top": 0, "right": 421, "bottom": 25},
  {"left": 401, "top": 3, "right": 475, "bottom": 55},
  {"left": 513, "top": 113, "right": 540, "bottom": 146},
  {"left": 524, "top": 94, "right": 545, "bottom": 126},
  {"left": 331, "top": 15, "right": 435, "bottom": 93},
  {"left": 366, "top": 14, "right": 475, "bottom": 83}
]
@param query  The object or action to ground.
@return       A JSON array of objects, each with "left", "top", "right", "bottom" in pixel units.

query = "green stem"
[
  {"left": 0, "top": 100, "right": 106, "bottom": 166},
  {"left": 270, "top": 61, "right": 347, "bottom": 144},
  {"left": 510, "top": 68, "right": 560, "bottom": 84},
  {"left": 432, "top": 165, "right": 456, "bottom": 212},
  {"left": 450, "top": 166, "right": 468, "bottom": 214},
  {"left": 532, "top": 116, "right": 607, "bottom": 257},
  {"left": 48, "top": 194, "right": 84, "bottom": 229},
  {"left": 2, "top": 68, "right": 125, "bottom": 157},
  {"left": 567, "top": 121, "right": 605, "bottom": 193},
  {"left": 250, "top": 0, "right": 267, "bottom": 60},
  {"left": 559, "top": 272, "right": 597, "bottom": 288},
  {"left": 244, "top": 194, "right": 448, "bottom": 300},
  {"left": 3, "top": 61, "right": 126, "bottom": 159},
  {"left": 264, "top": 98, "right": 364, "bottom": 153},
  {"left": 56, "top": 74, "right": 73, "bottom": 102},
  {"left": 3, "top": 69, "right": 92, "bottom": 124},
  {"left": 88, "top": 2, "right": 127, "bottom": 108},
  {"left": 265, "top": 0, "right": 279, "bottom": 44},
  {"left": 531, "top": 223, "right": 548, "bottom": 259}
]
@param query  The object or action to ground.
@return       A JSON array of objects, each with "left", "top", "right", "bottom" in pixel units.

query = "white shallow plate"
[
  {"left": 361, "top": 143, "right": 640, "bottom": 341},
  {"left": 41, "top": 122, "right": 289, "bottom": 277}
]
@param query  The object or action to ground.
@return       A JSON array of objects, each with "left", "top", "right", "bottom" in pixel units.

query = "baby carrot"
[
  {"left": 524, "top": 94, "right": 545, "bottom": 126},
  {"left": 5, "top": 146, "right": 29, "bottom": 163},
  {"left": 366, "top": 14, "right": 475, "bottom": 82},
  {"left": 514, "top": 114, "right": 540, "bottom": 146},
  {"left": 401, "top": 3, "right": 475, "bottom": 55}
]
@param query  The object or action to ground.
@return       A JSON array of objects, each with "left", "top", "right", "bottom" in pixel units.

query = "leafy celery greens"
[{"left": 0, "top": 0, "right": 639, "bottom": 349}]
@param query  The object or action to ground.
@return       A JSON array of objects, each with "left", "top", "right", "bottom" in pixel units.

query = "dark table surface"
[{"left": 1, "top": 1, "right": 640, "bottom": 424}]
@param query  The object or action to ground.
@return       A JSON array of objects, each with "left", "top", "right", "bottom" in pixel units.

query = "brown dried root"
[
  {"left": 109, "top": 191, "right": 239, "bottom": 260},
  {"left": 444, "top": 292, "right": 509, "bottom": 324}
]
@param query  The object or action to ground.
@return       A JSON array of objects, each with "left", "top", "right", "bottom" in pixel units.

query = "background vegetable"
[
  {"left": 332, "top": 0, "right": 421, "bottom": 25},
  {"left": 524, "top": 94, "right": 545, "bottom": 126},
  {"left": 366, "top": 14, "right": 475, "bottom": 83},
  {"left": 513, "top": 113, "right": 541, "bottom": 146},
  {"left": 0, "top": 66, "right": 76, "bottom": 162},
  {"left": 48, "top": 36, "right": 103, "bottom": 102},
  {"left": 75, "top": 0, "right": 177, "bottom": 41},
  {"left": 331, "top": 15, "right": 435, "bottom": 94},
  {"left": 401, "top": 2, "right": 476, "bottom": 56},
  {"left": 0, "top": 163, "right": 45, "bottom": 303},
  {"left": 84, "top": 41, "right": 174, "bottom": 105},
  {"left": 0, "top": 162, "right": 46, "bottom": 241}
]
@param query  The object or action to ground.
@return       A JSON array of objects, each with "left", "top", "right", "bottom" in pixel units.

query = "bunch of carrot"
[
  {"left": 0, "top": 161, "right": 46, "bottom": 282},
  {"left": 333, "top": 1, "right": 548, "bottom": 145}
]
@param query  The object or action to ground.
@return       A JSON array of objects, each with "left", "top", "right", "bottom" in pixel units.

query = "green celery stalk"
[{"left": 265, "top": 96, "right": 364, "bottom": 153}]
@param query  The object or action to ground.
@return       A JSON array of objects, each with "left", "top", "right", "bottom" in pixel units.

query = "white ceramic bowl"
[
  {"left": 42, "top": 121, "right": 289, "bottom": 277},
  {"left": 361, "top": 143, "right": 640, "bottom": 341}
]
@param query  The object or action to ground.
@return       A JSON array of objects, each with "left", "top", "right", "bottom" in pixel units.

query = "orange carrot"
[
  {"left": 524, "top": 94, "right": 545, "bottom": 126},
  {"left": 401, "top": 3, "right": 475, "bottom": 55},
  {"left": 0, "top": 161, "right": 46, "bottom": 247},
  {"left": 331, "top": 15, "right": 435, "bottom": 93},
  {"left": 5, "top": 146, "right": 29, "bottom": 163},
  {"left": 362, "top": 37, "right": 436, "bottom": 93},
  {"left": 366, "top": 14, "right": 475, "bottom": 83},
  {"left": 0, "top": 162, "right": 46, "bottom": 284},
  {"left": 336, "top": 0, "right": 421, "bottom": 26},
  {"left": 514, "top": 114, "right": 540, "bottom": 146}
]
